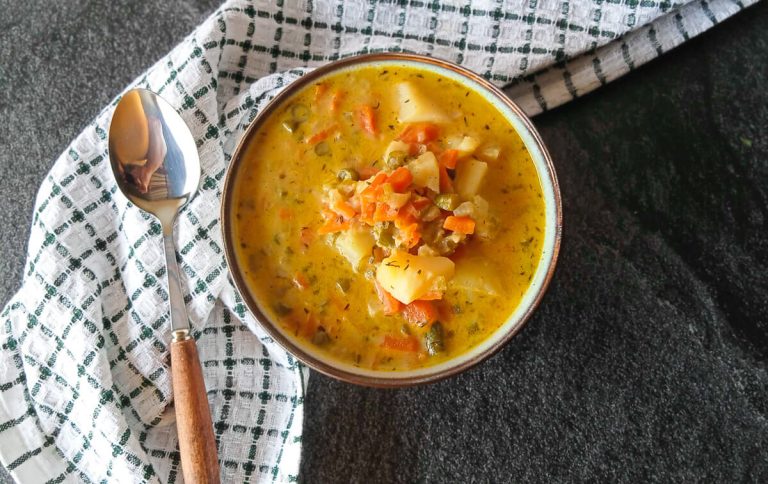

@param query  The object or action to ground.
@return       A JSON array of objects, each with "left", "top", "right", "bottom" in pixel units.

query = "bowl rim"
[{"left": 220, "top": 52, "right": 563, "bottom": 387}]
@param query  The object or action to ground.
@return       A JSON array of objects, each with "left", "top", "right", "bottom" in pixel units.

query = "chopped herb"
[{"left": 425, "top": 322, "right": 445, "bottom": 355}]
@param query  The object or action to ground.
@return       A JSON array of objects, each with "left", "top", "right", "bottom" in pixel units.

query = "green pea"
[{"left": 337, "top": 168, "right": 359, "bottom": 181}]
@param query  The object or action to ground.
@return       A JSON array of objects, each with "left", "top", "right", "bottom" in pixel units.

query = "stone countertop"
[{"left": 1, "top": 1, "right": 766, "bottom": 482}]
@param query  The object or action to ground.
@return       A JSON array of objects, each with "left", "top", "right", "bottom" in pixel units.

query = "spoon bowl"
[
  {"left": 108, "top": 88, "right": 220, "bottom": 483},
  {"left": 109, "top": 89, "right": 200, "bottom": 230}
]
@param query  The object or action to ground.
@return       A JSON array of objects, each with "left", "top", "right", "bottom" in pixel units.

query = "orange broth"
[{"left": 232, "top": 65, "right": 545, "bottom": 371}]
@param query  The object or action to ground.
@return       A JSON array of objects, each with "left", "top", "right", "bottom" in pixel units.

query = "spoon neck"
[{"left": 163, "top": 231, "right": 191, "bottom": 334}]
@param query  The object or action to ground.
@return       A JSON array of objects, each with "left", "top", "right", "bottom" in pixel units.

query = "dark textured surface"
[
  {"left": 300, "top": 5, "right": 768, "bottom": 484},
  {"left": 0, "top": 1, "right": 222, "bottom": 483},
  {"left": 1, "top": 1, "right": 767, "bottom": 483}
]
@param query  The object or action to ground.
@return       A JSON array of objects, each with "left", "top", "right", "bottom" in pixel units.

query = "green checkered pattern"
[{"left": 0, "top": 0, "right": 757, "bottom": 482}]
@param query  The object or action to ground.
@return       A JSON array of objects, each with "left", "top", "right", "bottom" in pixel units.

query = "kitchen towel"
[{"left": 0, "top": 0, "right": 758, "bottom": 482}]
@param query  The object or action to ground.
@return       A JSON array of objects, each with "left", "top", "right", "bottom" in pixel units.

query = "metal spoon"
[{"left": 108, "top": 88, "right": 220, "bottom": 484}]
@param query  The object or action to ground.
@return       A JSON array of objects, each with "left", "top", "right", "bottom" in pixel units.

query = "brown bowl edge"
[{"left": 220, "top": 52, "right": 563, "bottom": 388}]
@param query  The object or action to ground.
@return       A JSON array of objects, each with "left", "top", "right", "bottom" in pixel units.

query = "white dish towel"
[{"left": 0, "top": 0, "right": 757, "bottom": 482}]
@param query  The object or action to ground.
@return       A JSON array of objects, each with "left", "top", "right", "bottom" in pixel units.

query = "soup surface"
[{"left": 232, "top": 64, "right": 545, "bottom": 371}]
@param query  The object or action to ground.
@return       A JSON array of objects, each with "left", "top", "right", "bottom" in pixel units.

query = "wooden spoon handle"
[{"left": 170, "top": 332, "right": 221, "bottom": 484}]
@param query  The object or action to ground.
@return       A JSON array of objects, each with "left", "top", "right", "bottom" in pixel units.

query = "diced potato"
[
  {"left": 417, "top": 245, "right": 439, "bottom": 257},
  {"left": 452, "top": 201, "right": 475, "bottom": 217},
  {"left": 382, "top": 140, "right": 411, "bottom": 163},
  {"left": 477, "top": 143, "right": 501, "bottom": 162},
  {"left": 445, "top": 135, "right": 463, "bottom": 149},
  {"left": 445, "top": 135, "right": 480, "bottom": 158},
  {"left": 380, "top": 184, "right": 411, "bottom": 209},
  {"left": 450, "top": 258, "right": 502, "bottom": 296},
  {"left": 456, "top": 136, "right": 480, "bottom": 157},
  {"left": 376, "top": 250, "right": 455, "bottom": 304},
  {"left": 454, "top": 158, "right": 488, "bottom": 200},
  {"left": 335, "top": 229, "right": 375, "bottom": 271},
  {"left": 407, "top": 151, "right": 440, "bottom": 192},
  {"left": 471, "top": 195, "right": 492, "bottom": 238},
  {"left": 396, "top": 82, "right": 451, "bottom": 124}
]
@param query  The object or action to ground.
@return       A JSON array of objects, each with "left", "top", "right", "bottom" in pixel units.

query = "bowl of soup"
[{"left": 221, "top": 53, "right": 562, "bottom": 386}]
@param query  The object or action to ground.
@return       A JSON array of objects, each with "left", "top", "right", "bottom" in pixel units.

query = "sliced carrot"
[
  {"left": 331, "top": 199, "right": 357, "bottom": 220},
  {"left": 438, "top": 163, "right": 454, "bottom": 193},
  {"left": 398, "top": 222, "right": 421, "bottom": 248},
  {"left": 368, "top": 171, "right": 388, "bottom": 189},
  {"left": 299, "top": 227, "right": 314, "bottom": 247},
  {"left": 373, "top": 202, "right": 399, "bottom": 222},
  {"left": 382, "top": 335, "right": 420, "bottom": 352},
  {"left": 357, "top": 105, "right": 377, "bottom": 136},
  {"left": 403, "top": 300, "right": 439, "bottom": 326},
  {"left": 306, "top": 124, "right": 337, "bottom": 145},
  {"left": 443, "top": 215, "right": 475, "bottom": 234},
  {"left": 318, "top": 218, "right": 350, "bottom": 234},
  {"left": 359, "top": 172, "right": 387, "bottom": 206},
  {"left": 396, "top": 202, "right": 420, "bottom": 225},
  {"left": 411, "top": 196, "right": 432, "bottom": 210},
  {"left": 359, "top": 200, "right": 376, "bottom": 225},
  {"left": 374, "top": 280, "right": 403, "bottom": 315},
  {"left": 439, "top": 149, "right": 459, "bottom": 170},
  {"left": 386, "top": 167, "right": 413, "bottom": 193},
  {"left": 330, "top": 89, "right": 344, "bottom": 112},
  {"left": 397, "top": 123, "right": 440, "bottom": 144},
  {"left": 279, "top": 207, "right": 293, "bottom": 220},
  {"left": 314, "top": 83, "right": 328, "bottom": 101},
  {"left": 358, "top": 165, "right": 381, "bottom": 180}
]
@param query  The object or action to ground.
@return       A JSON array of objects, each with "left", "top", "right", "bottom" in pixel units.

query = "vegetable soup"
[{"left": 231, "top": 64, "right": 546, "bottom": 371}]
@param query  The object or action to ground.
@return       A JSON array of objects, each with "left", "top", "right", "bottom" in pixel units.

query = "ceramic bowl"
[{"left": 221, "top": 53, "right": 562, "bottom": 386}]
